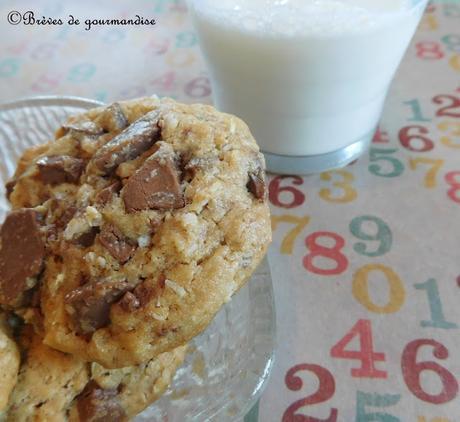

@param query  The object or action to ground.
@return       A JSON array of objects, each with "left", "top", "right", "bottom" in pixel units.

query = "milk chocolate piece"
[
  {"left": 247, "top": 170, "right": 266, "bottom": 200},
  {"left": 65, "top": 280, "right": 129, "bottom": 334},
  {"left": 62, "top": 120, "right": 105, "bottom": 136},
  {"left": 92, "top": 110, "right": 161, "bottom": 175},
  {"left": 74, "top": 227, "right": 99, "bottom": 248},
  {"left": 94, "top": 181, "right": 121, "bottom": 205},
  {"left": 99, "top": 225, "right": 136, "bottom": 264},
  {"left": 100, "top": 102, "right": 129, "bottom": 132},
  {"left": 37, "top": 155, "right": 85, "bottom": 185},
  {"left": 122, "top": 156, "right": 184, "bottom": 213},
  {"left": 0, "top": 209, "right": 45, "bottom": 307},
  {"left": 76, "top": 381, "right": 126, "bottom": 422}
]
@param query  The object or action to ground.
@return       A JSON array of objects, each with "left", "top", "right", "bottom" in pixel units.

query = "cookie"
[
  {"left": 2, "top": 97, "right": 271, "bottom": 368},
  {"left": 5, "top": 326, "right": 186, "bottom": 421},
  {"left": 0, "top": 314, "right": 20, "bottom": 413}
]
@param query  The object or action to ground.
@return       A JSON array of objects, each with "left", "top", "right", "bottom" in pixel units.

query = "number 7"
[
  {"left": 409, "top": 157, "right": 444, "bottom": 188},
  {"left": 271, "top": 215, "right": 310, "bottom": 254}
]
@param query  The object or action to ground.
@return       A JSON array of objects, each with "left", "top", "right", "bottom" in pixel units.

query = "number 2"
[
  {"left": 283, "top": 364, "right": 338, "bottom": 422},
  {"left": 433, "top": 95, "right": 460, "bottom": 118}
]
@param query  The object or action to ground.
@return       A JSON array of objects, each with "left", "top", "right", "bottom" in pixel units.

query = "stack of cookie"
[{"left": 0, "top": 98, "right": 271, "bottom": 421}]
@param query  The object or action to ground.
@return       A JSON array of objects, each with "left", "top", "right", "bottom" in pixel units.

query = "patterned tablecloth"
[{"left": 1, "top": 0, "right": 460, "bottom": 420}]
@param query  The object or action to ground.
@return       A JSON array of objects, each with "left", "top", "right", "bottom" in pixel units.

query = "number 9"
[{"left": 349, "top": 215, "right": 392, "bottom": 257}]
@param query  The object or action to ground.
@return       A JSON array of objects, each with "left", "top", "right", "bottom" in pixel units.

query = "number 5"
[{"left": 369, "top": 148, "right": 405, "bottom": 178}]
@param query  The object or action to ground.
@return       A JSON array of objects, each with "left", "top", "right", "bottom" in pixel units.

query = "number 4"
[{"left": 331, "top": 319, "right": 387, "bottom": 378}]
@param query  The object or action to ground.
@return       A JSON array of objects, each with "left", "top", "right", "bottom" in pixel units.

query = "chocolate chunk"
[
  {"left": 94, "top": 181, "right": 121, "bottom": 206},
  {"left": 118, "top": 291, "right": 140, "bottom": 312},
  {"left": 247, "top": 170, "right": 266, "bottom": 200},
  {"left": 100, "top": 103, "right": 129, "bottom": 132},
  {"left": 55, "top": 205, "right": 78, "bottom": 230},
  {"left": 5, "top": 179, "right": 16, "bottom": 200},
  {"left": 0, "top": 209, "right": 45, "bottom": 307},
  {"left": 91, "top": 110, "right": 161, "bottom": 175},
  {"left": 99, "top": 225, "right": 136, "bottom": 264},
  {"left": 77, "top": 381, "right": 126, "bottom": 422},
  {"left": 122, "top": 155, "right": 184, "bottom": 213},
  {"left": 74, "top": 227, "right": 100, "bottom": 248},
  {"left": 65, "top": 280, "right": 129, "bottom": 334},
  {"left": 62, "top": 120, "right": 105, "bottom": 136},
  {"left": 36, "top": 155, "right": 86, "bottom": 185}
]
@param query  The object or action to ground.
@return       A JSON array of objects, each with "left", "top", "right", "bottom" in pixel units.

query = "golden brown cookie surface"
[
  {"left": 0, "top": 314, "right": 20, "bottom": 413},
  {"left": 2, "top": 97, "right": 271, "bottom": 368},
  {"left": 5, "top": 327, "right": 186, "bottom": 421}
]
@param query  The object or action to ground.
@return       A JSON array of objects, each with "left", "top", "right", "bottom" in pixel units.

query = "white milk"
[{"left": 190, "top": 0, "right": 427, "bottom": 156}]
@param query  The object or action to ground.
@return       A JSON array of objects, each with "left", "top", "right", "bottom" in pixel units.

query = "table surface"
[{"left": 1, "top": 1, "right": 460, "bottom": 421}]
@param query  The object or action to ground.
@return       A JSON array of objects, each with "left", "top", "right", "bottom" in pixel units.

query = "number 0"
[{"left": 352, "top": 264, "right": 406, "bottom": 314}]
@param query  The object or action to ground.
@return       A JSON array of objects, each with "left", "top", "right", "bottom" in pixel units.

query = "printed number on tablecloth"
[
  {"left": 150, "top": 71, "right": 176, "bottom": 92},
  {"left": 330, "top": 319, "right": 387, "bottom": 378},
  {"left": 118, "top": 85, "right": 147, "bottom": 100},
  {"left": 416, "top": 42, "right": 444, "bottom": 60},
  {"left": 101, "top": 28, "right": 125, "bottom": 43},
  {"left": 404, "top": 99, "right": 431, "bottom": 122},
  {"left": 404, "top": 94, "right": 460, "bottom": 122},
  {"left": 356, "top": 391, "right": 401, "bottom": 422},
  {"left": 372, "top": 127, "right": 390, "bottom": 143},
  {"left": 415, "top": 279, "right": 458, "bottom": 329},
  {"left": 349, "top": 216, "right": 392, "bottom": 257},
  {"left": 282, "top": 364, "right": 338, "bottom": 422},
  {"left": 68, "top": 63, "right": 96, "bottom": 83},
  {"left": 441, "top": 35, "right": 460, "bottom": 53},
  {"left": 166, "top": 49, "right": 196, "bottom": 67},
  {"left": 0, "top": 58, "right": 20, "bottom": 78},
  {"left": 153, "top": 0, "right": 182, "bottom": 13},
  {"left": 409, "top": 158, "right": 444, "bottom": 188},
  {"left": 144, "top": 37, "right": 170, "bottom": 55},
  {"left": 451, "top": 54, "right": 460, "bottom": 72},
  {"left": 399, "top": 126, "right": 434, "bottom": 152},
  {"left": 433, "top": 95, "right": 460, "bottom": 118},
  {"left": 30, "top": 43, "right": 58, "bottom": 60},
  {"left": 319, "top": 170, "right": 357, "bottom": 203},
  {"left": 445, "top": 171, "right": 460, "bottom": 204},
  {"left": 176, "top": 31, "right": 198, "bottom": 48},
  {"left": 303, "top": 232, "right": 348, "bottom": 276},
  {"left": 269, "top": 176, "right": 305, "bottom": 208},
  {"left": 402, "top": 339, "right": 459, "bottom": 404},
  {"left": 438, "top": 121, "right": 460, "bottom": 148},
  {"left": 444, "top": 3, "right": 460, "bottom": 17},
  {"left": 31, "top": 73, "right": 62, "bottom": 92},
  {"left": 185, "top": 76, "right": 211, "bottom": 98},
  {"left": 369, "top": 148, "right": 405, "bottom": 177},
  {"left": 352, "top": 265, "right": 405, "bottom": 314},
  {"left": 271, "top": 215, "right": 310, "bottom": 254}
]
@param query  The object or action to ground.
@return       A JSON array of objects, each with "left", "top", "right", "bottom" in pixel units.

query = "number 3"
[{"left": 319, "top": 170, "right": 357, "bottom": 203}]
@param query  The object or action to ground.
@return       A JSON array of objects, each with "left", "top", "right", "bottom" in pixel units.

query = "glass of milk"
[{"left": 188, "top": 0, "right": 428, "bottom": 174}]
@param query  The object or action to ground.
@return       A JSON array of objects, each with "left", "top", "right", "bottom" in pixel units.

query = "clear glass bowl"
[{"left": 0, "top": 96, "right": 276, "bottom": 421}]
